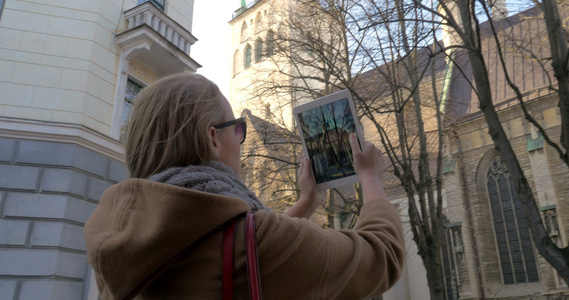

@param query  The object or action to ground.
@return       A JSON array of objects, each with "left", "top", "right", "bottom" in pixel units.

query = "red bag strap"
[
  {"left": 245, "top": 211, "right": 262, "bottom": 300},
  {"left": 222, "top": 212, "right": 262, "bottom": 300}
]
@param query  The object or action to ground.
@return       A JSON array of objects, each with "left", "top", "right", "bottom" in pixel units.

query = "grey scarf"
[{"left": 148, "top": 161, "right": 269, "bottom": 211}]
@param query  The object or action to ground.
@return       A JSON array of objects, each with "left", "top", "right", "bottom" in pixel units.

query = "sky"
[{"left": 191, "top": 1, "right": 236, "bottom": 97}]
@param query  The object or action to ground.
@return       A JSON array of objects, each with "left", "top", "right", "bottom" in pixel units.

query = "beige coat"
[{"left": 84, "top": 178, "right": 405, "bottom": 300}]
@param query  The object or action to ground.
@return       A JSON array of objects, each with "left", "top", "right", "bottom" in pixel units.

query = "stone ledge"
[{"left": 0, "top": 117, "right": 125, "bottom": 163}]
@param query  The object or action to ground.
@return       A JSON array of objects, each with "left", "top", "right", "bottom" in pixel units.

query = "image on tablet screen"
[{"left": 297, "top": 98, "right": 357, "bottom": 184}]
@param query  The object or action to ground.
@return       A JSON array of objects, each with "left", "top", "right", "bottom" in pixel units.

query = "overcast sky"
[{"left": 191, "top": 1, "right": 235, "bottom": 97}]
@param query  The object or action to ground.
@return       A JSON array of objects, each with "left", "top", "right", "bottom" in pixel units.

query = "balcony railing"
[{"left": 123, "top": 2, "right": 197, "bottom": 57}]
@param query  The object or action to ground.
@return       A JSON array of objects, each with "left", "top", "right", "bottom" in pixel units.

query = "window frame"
[
  {"left": 441, "top": 218, "right": 461, "bottom": 300},
  {"left": 486, "top": 156, "right": 540, "bottom": 285},
  {"left": 119, "top": 78, "right": 144, "bottom": 143}
]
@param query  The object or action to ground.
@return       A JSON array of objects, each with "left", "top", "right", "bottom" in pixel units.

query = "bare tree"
[
  {"left": 235, "top": 0, "right": 451, "bottom": 297},
  {"left": 430, "top": 0, "right": 569, "bottom": 286}
]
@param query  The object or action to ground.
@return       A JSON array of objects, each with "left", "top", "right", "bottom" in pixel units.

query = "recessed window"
[
  {"left": 255, "top": 38, "right": 263, "bottom": 62},
  {"left": 244, "top": 44, "right": 252, "bottom": 69},
  {"left": 266, "top": 30, "right": 275, "bottom": 56},
  {"left": 241, "top": 22, "right": 249, "bottom": 43},
  {"left": 487, "top": 156, "right": 539, "bottom": 284},
  {"left": 254, "top": 12, "right": 262, "bottom": 33},
  {"left": 120, "top": 79, "right": 144, "bottom": 143},
  {"left": 441, "top": 217, "right": 461, "bottom": 300},
  {"left": 233, "top": 49, "right": 241, "bottom": 75}
]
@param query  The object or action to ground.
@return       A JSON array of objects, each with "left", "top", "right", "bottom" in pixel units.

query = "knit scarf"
[{"left": 147, "top": 161, "right": 269, "bottom": 211}]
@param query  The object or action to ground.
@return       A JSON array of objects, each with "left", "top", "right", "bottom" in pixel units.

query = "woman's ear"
[{"left": 209, "top": 126, "right": 220, "bottom": 158}]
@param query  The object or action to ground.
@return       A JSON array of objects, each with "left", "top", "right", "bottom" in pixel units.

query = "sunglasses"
[{"left": 213, "top": 117, "right": 247, "bottom": 144}]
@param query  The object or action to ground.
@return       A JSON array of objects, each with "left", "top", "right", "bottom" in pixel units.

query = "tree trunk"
[
  {"left": 424, "top": 245, "right": 446, "bottom": 300},
  {"left": 541, "top": 0, "right": 569, "bottom": 160}
]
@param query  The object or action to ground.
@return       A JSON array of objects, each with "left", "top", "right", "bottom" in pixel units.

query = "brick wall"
[{"left": 0, "top": 137, "right": 128, "bottom": 300}]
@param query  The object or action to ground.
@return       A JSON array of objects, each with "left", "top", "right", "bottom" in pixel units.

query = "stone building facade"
[
  {"left": 438, "top": 5, "right": 569, "bottom": 299},
  {"left": 0, "top": 1, "right": 200, "bottom": 298}
]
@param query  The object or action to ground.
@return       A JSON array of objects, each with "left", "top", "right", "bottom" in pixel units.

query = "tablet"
[{"left": 293, "top": 90, "right": 364, "bottom": 190}]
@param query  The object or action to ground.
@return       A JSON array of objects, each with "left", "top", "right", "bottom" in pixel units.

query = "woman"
[{"left": 84, "top": 73, "right": 405, "bottom": 299}]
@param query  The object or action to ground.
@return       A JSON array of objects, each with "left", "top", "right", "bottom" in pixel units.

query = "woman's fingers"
[{"left": 349, "top": 133, "right": 361, "bottom": 156}]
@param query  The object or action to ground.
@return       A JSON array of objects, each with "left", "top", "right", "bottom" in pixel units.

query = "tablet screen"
[{"left": 296, "top": 97, "right": 357, "bottom": 184}]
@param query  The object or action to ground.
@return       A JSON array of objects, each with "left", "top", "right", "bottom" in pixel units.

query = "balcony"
[{"left": 116, "top": 2, "right": 201, "bottom": 75}]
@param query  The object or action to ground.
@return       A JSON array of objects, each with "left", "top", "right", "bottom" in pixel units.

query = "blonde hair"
[{"left": 125, "top": 73, "right": 224, "bottom": 178}]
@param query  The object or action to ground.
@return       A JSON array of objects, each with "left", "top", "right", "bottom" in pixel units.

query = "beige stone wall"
[
  {"left": 1, "top": 0, "right": 122, "bottom": 133},
  {"left": 0, "top": 0, "right": 194, "bottom": 137},
  {"left": 446, "top": 95, "right": 569, "bottom": 298}
]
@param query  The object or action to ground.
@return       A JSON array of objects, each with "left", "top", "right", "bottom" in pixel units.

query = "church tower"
[{"left": 229, "top": 0, "right": 303, "bottom": 127}]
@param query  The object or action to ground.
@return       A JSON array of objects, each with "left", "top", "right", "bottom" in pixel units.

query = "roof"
[{"left": 443, "top": 5, "right": 559, "bottom": 123}]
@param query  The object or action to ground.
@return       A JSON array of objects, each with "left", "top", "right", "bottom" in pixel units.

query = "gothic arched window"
[
  {"left": 266, "top": 30, "right": 275, "bottom": 56},
  {"left": 255, "top": 38, "right": 263, "bottom": 62},
  {"left": 254, "top": 12, "right": 262, "bottom": 33},
  {"left": 240, "top": 22, "right": 248, "bottom": 43},
  {"left": 487, "top": 156, "right": 539, "bottom": 284},
  {"left": 233, "top": 49, "right": 241, "bottom": 75},
  {"left": 244, "top": 44, "right": 252, "bottom": 69}
]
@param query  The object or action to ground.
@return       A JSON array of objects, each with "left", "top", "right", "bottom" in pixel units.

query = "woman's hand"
[
  {"left": 298, "top": 157, "right": 319, "bottom": 202},
  {"left": 349, "top": 134, "right": 387, "bottom": 203},
  {"left": 284, "top": 157, "right": 322, "bottom": 219},
  {"left": 349, "top": 134, "right": 385, "bottom": 180}
]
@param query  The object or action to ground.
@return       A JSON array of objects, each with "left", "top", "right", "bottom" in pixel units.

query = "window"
[
  {"left": 487, "top": 156, "right": 539, "bottom": 284},
  {"left": 241, "top": 22, "right": 249, "bottom": 43},
  {"left": 266, "top": 30, "right": 275, "bottom": 56},
  {"left": 138, "top": 0, "right": 165, "bottom": 11},
  {"left": 233, "top": 49, "right": 241, "bottom": 76},
  {"left": 441, "top": 217, "right": 462, "bottom": 300},
  {"left": 120, "top": 79, "right": 144, "bottom": 143},
  {"left": 255, "top": 38, "right": 263, "bottom": 63},
  {"left": 542, "top": 207, "right": 560, "bottom": 240},
  {"left": 244, "top": 44, "right": 252, "bottom": 69},
  {"left": 254, "top": 12, "right": 262, "bottom": 33}
]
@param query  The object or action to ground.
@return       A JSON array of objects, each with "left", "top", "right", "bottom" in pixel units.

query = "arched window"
[
  {"left": 233, "top": 49, "right": 241, "bottom": 75},
  {"left": 255, "top": 38, "right": 263, "bottom": 63},
  {"left": 240, "top": 21, "right": 248, "bottom": 43},
  {"left": 244, "top": 44, "right": 252, "bottom": 69},
  {"left": 266, "top": 30, "right": 275, "bottom": 56},
  {"left": 487, "top": 156, "right": 539, "bottom": 284},
  {"left": 254, "top": 12, "right": 262, "bottom": 33}
]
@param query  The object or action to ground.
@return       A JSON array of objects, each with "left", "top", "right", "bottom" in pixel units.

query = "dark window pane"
[
  {"left": 245, "top": 45, "right": 252, "bottom": 68},
  {"left": 255, "top": 39, "right": 263, "bottom": 62},
  {"left": 266, "top": 30, "right": 274, "bottom": 56},
  {"left": 487, "top": 157, "right": 539, "bottom": 285},
  {"left": 120, "top": 79, "right": 144, "bottom": 143}
]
